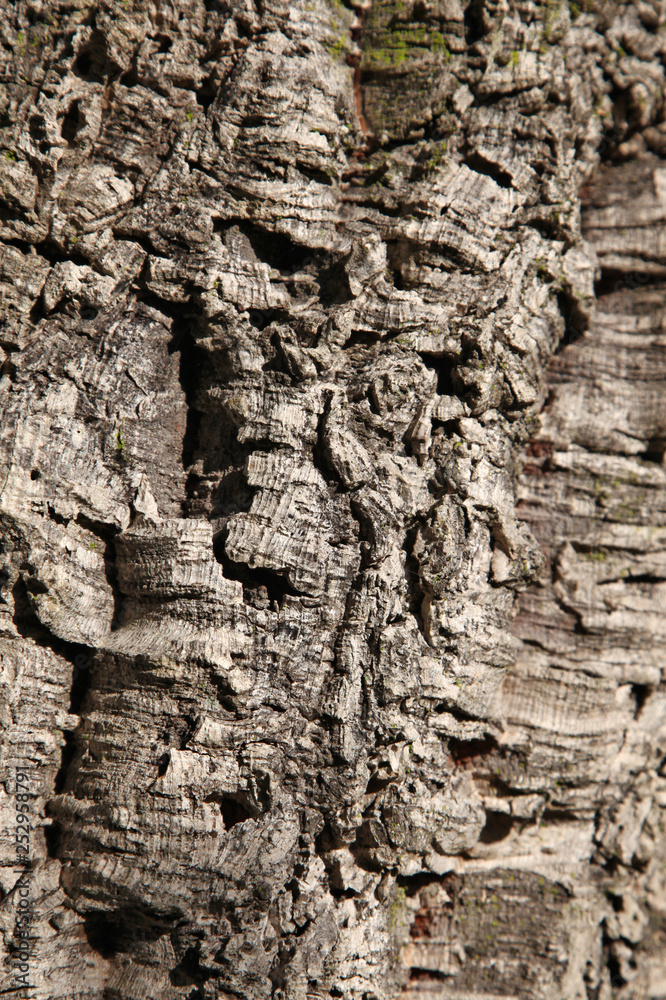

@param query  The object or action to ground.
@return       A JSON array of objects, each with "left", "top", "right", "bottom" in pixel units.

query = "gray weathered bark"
[{"left": 0, "top": 1, "right": 665, "bottom": 998}]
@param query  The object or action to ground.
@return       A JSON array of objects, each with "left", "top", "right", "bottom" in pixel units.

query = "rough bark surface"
[{"left": 0, "top": 1, "right": 665, "bottom": 999}]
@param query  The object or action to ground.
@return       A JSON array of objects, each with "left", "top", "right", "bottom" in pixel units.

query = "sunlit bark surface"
[{"left": 0, "top": 1, "right": 665, "bottom": 998}]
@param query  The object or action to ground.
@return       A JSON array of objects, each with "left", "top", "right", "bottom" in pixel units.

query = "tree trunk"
[{"left": 0, "top": 1, "right": 665, "bottom": 998}]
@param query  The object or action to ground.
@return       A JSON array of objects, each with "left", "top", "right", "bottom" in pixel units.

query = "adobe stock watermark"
[
  {"left": 559, "top": 262, "right": 655, "bottom": 351},
  {"left": 12, "top": 764, "right": 36, "bottom": 998},
  {"left": 246, "top": 252, "right": 325, "bottom": 330},
  {"left": 72, "top": 651, "right": 93, "bottom": 684}
]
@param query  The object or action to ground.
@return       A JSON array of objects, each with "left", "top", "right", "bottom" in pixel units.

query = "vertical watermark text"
[{"left": 12, "top": 764, "right": 35, "bottom": 998}]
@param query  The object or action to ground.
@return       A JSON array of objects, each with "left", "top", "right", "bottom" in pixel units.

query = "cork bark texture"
[{"left": 0, "top": 1, "right": 665, "bottom": 999}]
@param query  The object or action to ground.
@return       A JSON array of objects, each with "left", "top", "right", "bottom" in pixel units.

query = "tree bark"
[{"left": 0, "top": 1, "right": 665, "bottom": 998}]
